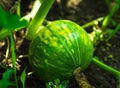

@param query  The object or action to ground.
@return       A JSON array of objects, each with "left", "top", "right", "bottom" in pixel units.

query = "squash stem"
[
  {"left": 73, "top": 67, "right": 95, "bottom": 88},
  {"left": 92, "top": 57, "right": 120, "bottom": 77},
  {"left": 82, "top": 17, "right": 104, "bottom": 28},
  {"left": 22, "top": 0, "right": 41, "bottom": 22},
  {"left": 92, "top": 57, "right": 120, "bottom": 88},
  {"left": 25, "top": 0, "right": 55, "bottom": 40}
]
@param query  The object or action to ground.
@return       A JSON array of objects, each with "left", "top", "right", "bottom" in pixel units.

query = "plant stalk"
[
  {"left": 82, "top": 17, "right": 104, "bottom": 28},
  {"left": 92, "top": 57, "right": 120, "bottom": 88},
  {"left": 92, "top": 57, "right": 120, "bottom": 77},
  {"left": 22, "top": 0, "right": 41, "bottom": 22},
  {"left": 26, "top": 0, "right": 55, "bottom": 40},
  {"left": 9, "top": 32, "right": 18, "bottom": 88}
]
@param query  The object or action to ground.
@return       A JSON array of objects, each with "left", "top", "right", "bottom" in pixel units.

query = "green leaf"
[
  {"left": 5, "top": 12, "right": 28, "bottom": 30},
  {"left": 0, "top": 69, "right": 14, "bottom": 88},
  {"left": 54, "top": 79, "right": 60, "bottom": 85},
  {"left": 0, "top": 6, "right": 28, "bottom": 30},
  {"left": 46, "top": 79, "right": 69, "bottom": 88},
  {"left": 20, "top": 68, "right": 27, "bottom": 88},
  {"left": 46, "top": 82, "right": 54, "bottom": 88},
  {"left": 0, "top": 6, "right": 7, "bottom": 27},
  {"left": 60, "top": 80, "right": 69, "bottom": 88},
  {"left": 0, "top": 6, "right": 28, "bottom": 40}
]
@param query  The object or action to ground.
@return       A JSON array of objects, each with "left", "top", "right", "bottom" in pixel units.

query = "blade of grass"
[
  {"left": 107, "top": 24, "right": 120, "bottom": 41},
  {"left": 20, "top": 68, "right": 27, "bottom": 88},
  {"left": 16, "top": 0, "right": 21, "bottom": 17},
  {"left": 2, "top": 38, "right": 10, "bottom": 64},
  {"left": 9, "top": 32, "right": 18, "bottom": 88},
  {"left": 9, "top": 0, "right": 21, "bottom": 13},
  {"left": 102, "top": 0, "right": 120, "bottom": 29}
]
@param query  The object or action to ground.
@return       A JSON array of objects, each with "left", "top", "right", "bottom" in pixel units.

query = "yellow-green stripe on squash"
[{"left": 29, "top": 20, "right": 94, "bottom": 81}]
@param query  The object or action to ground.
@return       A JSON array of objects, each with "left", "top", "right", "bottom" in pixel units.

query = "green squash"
[{"left": 29, "top": 20, "right": 94, "bottom": 81}]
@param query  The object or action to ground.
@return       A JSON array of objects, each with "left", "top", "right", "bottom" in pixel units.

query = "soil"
[{"left": 0, "top": 0, "right": 120, "bottom": 88}]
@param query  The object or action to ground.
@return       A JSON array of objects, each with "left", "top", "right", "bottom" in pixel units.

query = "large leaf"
[
  {"left": 0, "top": 69, "right": 14, "bottom": 88},
  {"left": 0, "top": 6, "right": 7, "bottom": 27},
  {"left": 0, "top": 6, "right": 28, "bottom": 30}
]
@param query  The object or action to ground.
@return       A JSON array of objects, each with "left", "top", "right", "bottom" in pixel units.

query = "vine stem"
[
  {"left": 73, "top": 67, "right": 95, "bottom": 88},
  {"left": 82, "top": 17, "right": 104, "bottom": 28},
  {"left": 92, "top": 57, "right": 120, "bottom": 88}
]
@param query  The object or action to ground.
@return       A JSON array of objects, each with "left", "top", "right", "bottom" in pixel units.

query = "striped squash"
[{"left": 29, "top": 20, "right": 94, "bottom": 81}]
